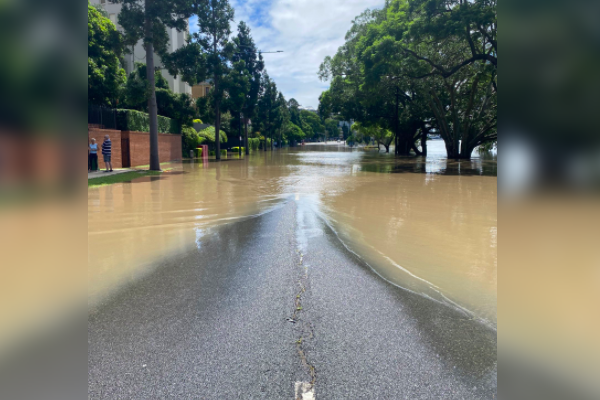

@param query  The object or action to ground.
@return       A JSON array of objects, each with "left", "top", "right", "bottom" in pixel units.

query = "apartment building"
[
  {"left": 191, "top": 82, "right": 212, "bottom": 99},
  {"left": 90, "top": 0, "right": 192, "bottom": 96}
]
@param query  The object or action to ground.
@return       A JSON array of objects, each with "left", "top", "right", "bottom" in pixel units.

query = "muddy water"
[{"left": 88, "top": 141, "right": 497, "bottom": 324}]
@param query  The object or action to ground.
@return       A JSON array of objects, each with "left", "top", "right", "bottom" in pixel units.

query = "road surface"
[{"left": 88, "top": 198, "right": 497, "bottom": 399}]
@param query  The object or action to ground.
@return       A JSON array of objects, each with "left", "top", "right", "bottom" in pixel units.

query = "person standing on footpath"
[
  {"left": 102, "top": 135, "right": 113, "bottom": 172},
  {"left": 88, "top": 138, "right": 98, "bottom": 172}
]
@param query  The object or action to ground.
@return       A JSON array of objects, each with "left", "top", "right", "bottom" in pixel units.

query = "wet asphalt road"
[{"left": 88, "top": 199, "right": 497, "bottom": 399}]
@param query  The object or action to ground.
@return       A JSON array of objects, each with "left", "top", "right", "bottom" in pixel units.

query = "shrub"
[
  {"left": 196, "top": 126, "right": 227, "bottom": 146},
  {"left": 248, "top": 138, "right": 260, "bottom": 151},
  {"left": 182, "top": 126, "right": 199, "bottom": 157},
  {"left": 116, "top": 109, "right": 180, "bottom": 134},
  {"left": 193, "top": 118, "right": 203, "bottom": 124},
  {"left": 194, "top": 148, "right": 203, "bottom": 158},
  {"left": 208, "top": 149, "right": 227, "bottom": 157},
  {"left": 346, "top": 134, "right": 358, "bottom": 146},
  {"left": 230, "top": 147, "right": 245, "bottom": 153}
]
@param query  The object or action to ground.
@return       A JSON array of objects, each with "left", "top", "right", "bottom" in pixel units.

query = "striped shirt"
[{"left": 102, "top": 139, "right": 112, "bottom": 156}]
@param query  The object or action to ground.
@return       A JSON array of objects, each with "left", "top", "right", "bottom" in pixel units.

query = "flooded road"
[{"left": 88, "top": 141, "right": 497, "bottom": 325}]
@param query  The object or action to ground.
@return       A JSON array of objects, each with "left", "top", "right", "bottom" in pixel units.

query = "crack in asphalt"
[{"left": 291, "top": 247, "right": 317, "bottom": 398}]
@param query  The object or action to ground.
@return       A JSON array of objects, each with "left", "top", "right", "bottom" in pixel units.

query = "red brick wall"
[
  {"left": 88, "top": 128, "right": 122, "bottom": 168},
  {"left": 2, "top": 134, "right": 84, "bottom": 185},
  {"left": 122, "top": 131, "right": 182, "bottom": 168},
  {"left": 87, "top": 128, "right": 181, "bottom": 169}
]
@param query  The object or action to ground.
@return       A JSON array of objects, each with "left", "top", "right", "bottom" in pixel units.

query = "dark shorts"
[{"left": 103, "top": 154, "right": 111, "bottom": 162}]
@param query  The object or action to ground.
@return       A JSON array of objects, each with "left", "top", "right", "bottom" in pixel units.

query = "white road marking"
[{"left": 295, "top": 382, "right": 315, "bottom": 400}]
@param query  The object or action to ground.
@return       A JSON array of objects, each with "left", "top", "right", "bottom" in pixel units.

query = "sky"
[{"left": 189, "top": 0, "right": 386, "bottom": 109}]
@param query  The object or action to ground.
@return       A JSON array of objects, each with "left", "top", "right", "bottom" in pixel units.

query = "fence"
[{"left": 88, "top": 104, "right": 117, "bottom": 130}]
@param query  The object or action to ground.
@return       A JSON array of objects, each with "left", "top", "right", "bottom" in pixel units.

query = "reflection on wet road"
[{"left": 88, "top": 141, "right": 497, "bottom": 325}]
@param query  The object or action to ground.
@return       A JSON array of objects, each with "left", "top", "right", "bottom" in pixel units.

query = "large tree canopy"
[
  {"left": 115, "top": 0, "right": 195, "bottom": 170},
  {"left": 88, "top": 2, "right": 125, "bottom": 107},
  {"left": 122, "top": 63, "right": 196, "bottom": 128},
  {"left": 318, "top": 0, "right": 497, "bottom": 159}
]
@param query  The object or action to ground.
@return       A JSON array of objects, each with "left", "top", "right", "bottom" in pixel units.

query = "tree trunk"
[
  {"left": 145, "top": 3, "right": 160, "bottom": 171},
  {"left": 411, "top": 143, "right": 423, "bottom": 156},
  {"left": 213, "top": 35, "right": 220, "bottom": 161},
  {"left": 421, "top": 127, "right": 427, "bottom": 157},
  {"left": 459, "top": 141, "right": 475, "bottom": 160},
  {"left": 238, "top": 112, "right": 242, "bottom": 158},
  {"left": 215, "top": 98, "right": 221, "bottom": 160},
  {"left": 244, "top": 119, "right": 249, "bottom": 155},
  {"left": 445, "top": 140, "right": 458, "bottom": 159},
  {"left": 394, "top": 86, "right": 399, "bottom": 156},
  {"left": 396, "top": 136, "right": 412, "bottom": 156}
]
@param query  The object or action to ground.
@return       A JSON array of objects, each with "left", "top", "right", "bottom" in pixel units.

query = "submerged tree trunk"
[{"left": 145, "top": 5, "right": 160, "bottom": 171}]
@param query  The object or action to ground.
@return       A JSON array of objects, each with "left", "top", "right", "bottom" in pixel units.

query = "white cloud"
[{"left": 189, "top": 0, "right": 385, "bottom": 108}]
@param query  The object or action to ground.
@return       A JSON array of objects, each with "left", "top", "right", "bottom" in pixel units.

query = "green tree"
[
  {"left": 324, "top": 118, "right": 341, "bottom": 141},
  {"left": 257, "top": 73, "right": 280, "bottom": 150},
  {"left": 122, "top": 63, "right": 169, "bottom": 110},
  {"left": 287, "top": 98, "right": 302, "bottom": 129},
  {"left": 223, "top": 57, "right": 250, "bottom": 156},
  {"left": 115, "top": 0, "right": 195, "bottom": 170},
  {"left": 317, "top": 90, "right": 333, "bottom": 120},
  {"left": 193, "top": 0, "right": 235, "bottom": 160},
  {"left": 275, "top": 92, "right": 290, "bottom": 147},
  {"left": 88, "top": 2, "right": 125, "bottom": 107},
  {"left": 317, "top": 0, "right": 496, "bottom": 159},
  {"left": 122, "top": 63, "right": 195, "bottom": 129},
  {"left": 300, "top": 110, "right": 324, "bottom": 141},
  {"left": 283, "top": 122, "right": 305, "bottom": 144},
  {"left": 406, "top": 0, "right": 497, "bottom": 78},
  {"left": 353, "top": 121, "right": 393, "bottom": 152},
  {"left": 233, "top": 21, "right": 264, "bottom": 155}
]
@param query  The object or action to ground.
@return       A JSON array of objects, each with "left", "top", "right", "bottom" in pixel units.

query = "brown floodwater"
[{"left": 88, "top": 141, "right": 497, "bottom": 325}]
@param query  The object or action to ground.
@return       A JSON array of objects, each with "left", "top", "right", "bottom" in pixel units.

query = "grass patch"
[
  {"left": 88, "top": 170, "right": 161, "bottom": 188},
  {"left": 132, "top": 161, "right": 177, "bottom": 170}
]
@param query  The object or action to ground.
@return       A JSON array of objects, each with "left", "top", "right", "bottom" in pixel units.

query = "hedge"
[
  {"left": 230, "top": 147, "right": 245, "bottom": 152},
  {"left": 197, "top": 126, "right": 227, "bottom": 144},
  {"left": 116, "top": 109, "right": 180, "bottom": 134},
  {"left": 208, "top": 149, "right": 228, "bottom": 158},
  {"left": 248, "top": 138, "right": 260, "bottom": 151}
]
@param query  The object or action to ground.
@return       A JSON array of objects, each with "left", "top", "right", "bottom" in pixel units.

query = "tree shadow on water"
[{"left": 361, "top": 158, "right": 497, "bottom": 176}]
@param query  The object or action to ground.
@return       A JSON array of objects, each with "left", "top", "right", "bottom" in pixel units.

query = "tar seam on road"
[{"left": 291, "top": 222, "right": 317, "bottom": 399}]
